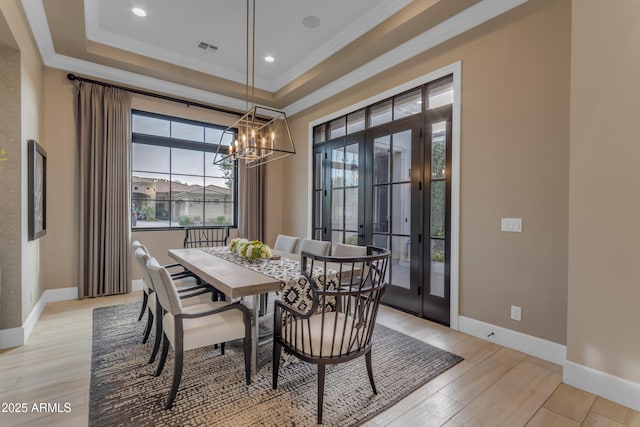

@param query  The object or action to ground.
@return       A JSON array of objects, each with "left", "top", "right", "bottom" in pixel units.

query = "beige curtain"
[
  {"left": 77, "top": 82, "right": 132, "bottom": 298},
  {"left": 238, "top": 163, "right": 265, "bottom": 241}
]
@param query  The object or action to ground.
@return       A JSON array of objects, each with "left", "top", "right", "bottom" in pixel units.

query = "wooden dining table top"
[{"left": 168, "top": 248, "right": 283, "bottom": 299}]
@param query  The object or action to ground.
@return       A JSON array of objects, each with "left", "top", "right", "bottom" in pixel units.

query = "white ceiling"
[
  {"left": 85, "top": 0, "right": 412, "bottom": 92},
  {"left": 22, "top": 0, "right": 527, "bottom": 115}
]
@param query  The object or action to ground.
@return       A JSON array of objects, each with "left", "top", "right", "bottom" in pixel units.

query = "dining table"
[{"left": 168, "top": 246, "right": 320, "bottom": 376}]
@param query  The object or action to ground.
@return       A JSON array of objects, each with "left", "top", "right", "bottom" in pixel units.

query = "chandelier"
[{"left": 214, "top": 0, "right": 295, "bottom": 168}]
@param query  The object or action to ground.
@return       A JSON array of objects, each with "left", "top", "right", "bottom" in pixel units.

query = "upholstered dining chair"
[
  {"left": 132, "top": 240, "right": 201, "bottom": 323},
  {"left": 272, "top": 246, "right": 391, "bottom": 424},
  {"left": 134, "top": 247, "right": 212, "bottom": 364},
  {"left": 273, "top": 234, "right": 300, "bottom": 253},
  {"left": 147, "top": 257, "right": 252, "bottom": 409},
  {"left": 298, "top": 238, "right": 331, "bottom": 257},
  {"left": 331, "top": 242, "right": 367, "bottom": 257}
]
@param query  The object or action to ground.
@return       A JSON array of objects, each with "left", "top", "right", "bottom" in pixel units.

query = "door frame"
[{"left": 306, "top": 61, "right": 461, "bottom": 330}]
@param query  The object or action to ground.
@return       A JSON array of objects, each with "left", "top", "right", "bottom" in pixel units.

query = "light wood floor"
[{"left": 0, "top": 293, "right": 638, "bottom": 427}]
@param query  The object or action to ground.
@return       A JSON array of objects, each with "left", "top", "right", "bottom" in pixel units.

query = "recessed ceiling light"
[
  {"left": 302, "top": 16, "right": 321, "bottom": 29},
  {"left": 132, "top": 7, "right": 147, "bottom": 17},
  {"left": 264, "top": 56, "right": 275, "bottom": 63}
]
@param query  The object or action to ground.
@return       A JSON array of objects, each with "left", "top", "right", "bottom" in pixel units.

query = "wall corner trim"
[
  {"left": 458, "top": 316, "right": 567, "bottom": 365},
  {"left": 564, "top": 360, "right": 640, "bottom": 412}
]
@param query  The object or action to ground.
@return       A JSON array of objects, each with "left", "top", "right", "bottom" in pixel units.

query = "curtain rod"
[{"left": 66, "top": 73, "right": 242, "bottom": 117}]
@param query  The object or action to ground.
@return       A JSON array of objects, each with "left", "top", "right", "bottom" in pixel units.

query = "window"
[{"left": 131, "top": 111, "right": 237, "bottom": 229}]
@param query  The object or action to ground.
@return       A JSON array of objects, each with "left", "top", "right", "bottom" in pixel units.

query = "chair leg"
[
  {"left": 138, "top": 291, "right": 148, "bottom": 321},
  {"left": 149, "top": 301, "right": 163, "bottom": 364},
  {"left": 317, "top": 364, "right": 326, "bottom": 425},
  {"left": 220, "top": 342, "right": 225, "bottom": 355},
  {"left": 243, "top": 337, "right": 251, "bottom": 385},
  {"left": 166, "top": 344, "right": 183, "bottom": 409},
  {"left": 365, "top": 350, "right": 378, "bottom": 395},
  {"left": 142, "top": 308, "right": 154, "bottom": 344},
  {"left": 272, "top": 341, "right": 281, "bottom": 389},
  {"left": 155, "top": 335, "right": 170, "bottom": 377}
]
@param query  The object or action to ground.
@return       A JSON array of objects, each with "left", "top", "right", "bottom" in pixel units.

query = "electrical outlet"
[{"left": 511, "top": 305, "right": 522, "bottom": 321}]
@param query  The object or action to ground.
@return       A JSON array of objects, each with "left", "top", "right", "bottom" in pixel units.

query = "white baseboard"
[
  {"left": 1, "top": 283, "right": 143, "bottom": 350},
  {"left": 458, "top": 316, "right": 567, "bottom": 366},
  {"left": 1, "top": 286, "right": 78, "bottom": 349},
  {"left": 564, "top": 360, "right": 640, "bottom": 412}
]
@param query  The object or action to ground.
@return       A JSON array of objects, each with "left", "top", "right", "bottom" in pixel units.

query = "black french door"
[
  {"left": 366, "top": 116, "right": 422, "bottom": 314},
  {"left": 312, "top": 77, "right": 453, "bottom": 325}
]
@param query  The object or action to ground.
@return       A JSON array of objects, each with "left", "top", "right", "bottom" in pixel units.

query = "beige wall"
[
  {"left": 0, "top": 0, "right": 45, "bottom": 327},
  {"left": 567, "top": 0, "right": 640, "bottom": 383},
  {"left": 43, "top": 68, "right": 77, "bottom": 290},
  {"left": 281, "top": 0, "right": 571, "bottom": 344}
]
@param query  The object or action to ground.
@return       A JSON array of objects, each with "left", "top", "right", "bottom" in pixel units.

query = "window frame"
[{"left": 131, "top": 110, "right": 238, "bottom": 231}]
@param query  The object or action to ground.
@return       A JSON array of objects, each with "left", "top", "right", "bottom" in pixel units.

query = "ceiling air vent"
[{"left": 197, "top": 41, "right": 218, "bottom": 52}]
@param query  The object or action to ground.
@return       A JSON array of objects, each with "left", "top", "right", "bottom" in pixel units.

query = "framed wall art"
[{"left": 28, "top": 139, "right": 46, "bottom": 240}]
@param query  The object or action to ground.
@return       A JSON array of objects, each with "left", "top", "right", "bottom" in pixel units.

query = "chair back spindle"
[{"left": 183, "top": 227, "right": 231, "bottom": 248}]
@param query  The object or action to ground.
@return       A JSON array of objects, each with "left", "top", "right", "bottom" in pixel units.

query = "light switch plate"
[{"left": 501, "top": 218, "right": 522, "bottom": 232}]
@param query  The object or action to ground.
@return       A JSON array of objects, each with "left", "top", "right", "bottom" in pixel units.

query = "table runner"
[{"left": 199, "top": 247, "right": 337, "bottom": 313}]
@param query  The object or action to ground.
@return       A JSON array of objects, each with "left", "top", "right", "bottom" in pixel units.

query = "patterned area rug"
[{"left": 89, "top": 303, "right": 463, "bottom": 426}]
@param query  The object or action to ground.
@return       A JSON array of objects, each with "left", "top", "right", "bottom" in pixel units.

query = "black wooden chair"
[
  {"left": 272, "top": 246, "right": 391, "bottom": 424},
  {"left": 183, "top": 226, "right": 230, "bottom": 248}
]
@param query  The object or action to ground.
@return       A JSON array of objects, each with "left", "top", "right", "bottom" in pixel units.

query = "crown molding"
[
  {"left": 22, "top": 0, "right": 527, "bottom": 115},
  {"left": 284, "top": 0, "right": 528, "bottom": 116}
]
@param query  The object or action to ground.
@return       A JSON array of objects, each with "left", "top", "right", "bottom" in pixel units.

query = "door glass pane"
[
  {"left": 372, "top": 234, "right": 390, "bottom": 282},
  {"left": 347, "top": 109, "right": 365, "bottom": 134},
  {"left": 314, "top": 152, "right": 323, "bottom": 189},
  {"left": 329, "top": 117, "right": 346, "bottom": 139},
  {"left": 314, "top": 229, "right": 323, "bottom": 240},
  {"left": 373, "top": 135, "right": 390, "bottom": 184},
  {"left": 394, "top": 89, "right": 422, "bottom": 119},
  {"left": 344, "top": 144, "right": 359, "bottom": 186},
  {"left": 332, "top": 231, "right": 343, "bottom": 245},
  {"left": 373, "top": 185, "right": 389, "bottom": 233},
  {"left": 428, "top": 80, "right": 454, "bottom": 109},
  {"left": 313, "top": 125, "right": 326, "bottom": 144},
  {"left": 392, "top": 183, "right": 411, "bottom": 235},
  {"left": 430, "top": 239, "right": 445, "bottom": 297},
  {"left": 314, "top": 191, "right": 322, "bottom": 228},
  {"left": 391, "top": 236, "right": 411, "bottom": 289},
  {"left": 370, "top": 100, "right": 392, "bottom": 127},
  {"left": 344, "top": 232, "right": 358, "bottom": 246},
  {"left": 331, "top": 189, "right": 343, "bottom": 229},
  {"left": 172, "top": 148, "right": 204, "bottom": 176},
  {"left": 345, "top": 187, "right": 358, "bottom": 230},
  {"left": 431, "top": 122, "right": 446, "bottom": 179},
  {"left": 331, "top": 147, "right": 345, "bottom": 188},
  {"left": 431, "top": 180, "right": 446, "bottom": 238},
  {"left": 392, "top": 130, "right": 412, "bottom": 182}
]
